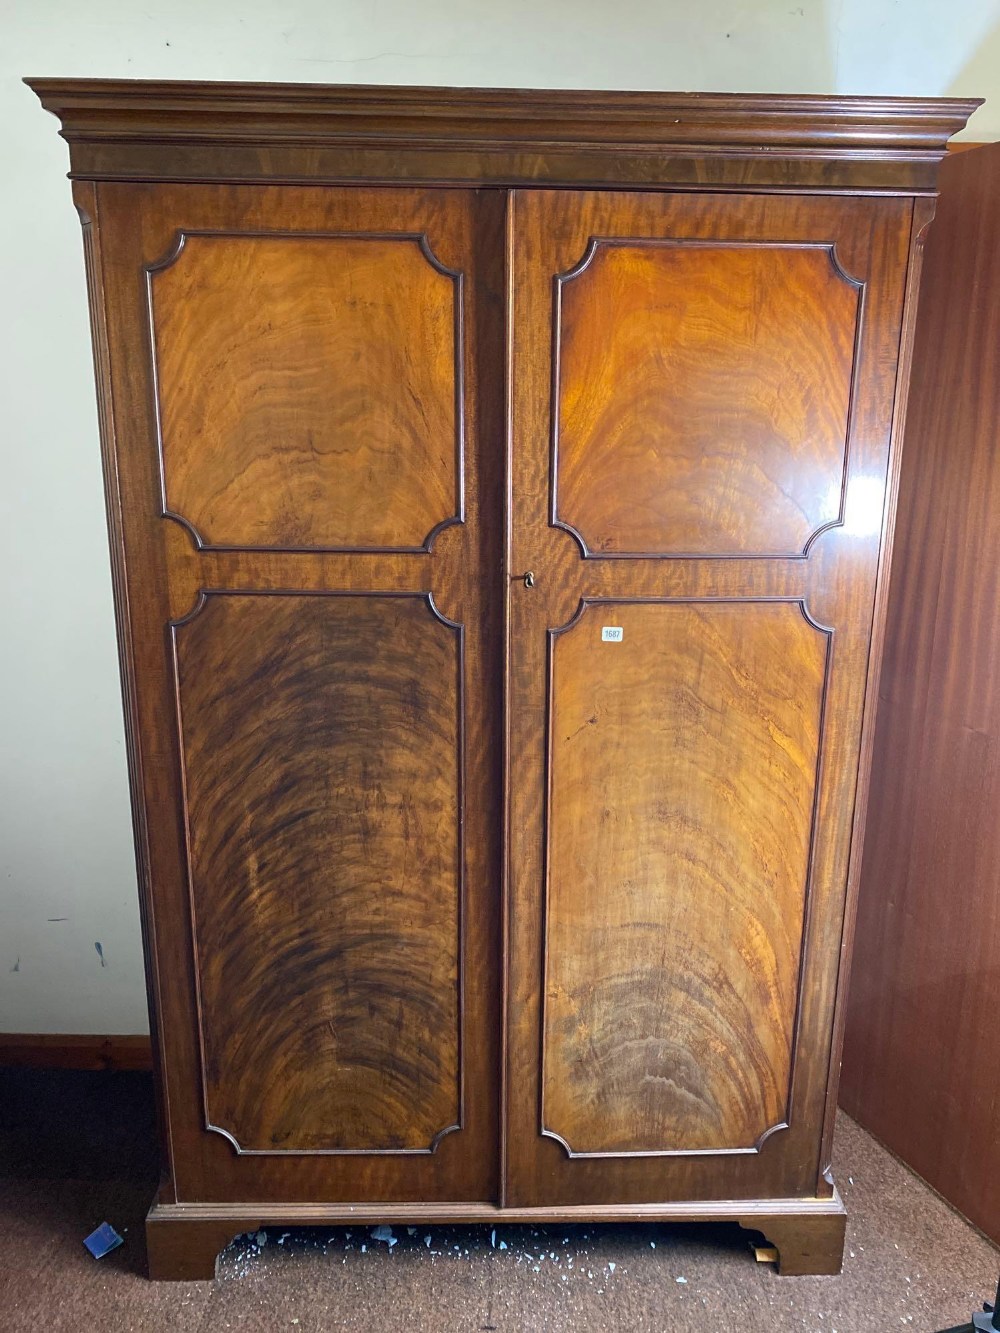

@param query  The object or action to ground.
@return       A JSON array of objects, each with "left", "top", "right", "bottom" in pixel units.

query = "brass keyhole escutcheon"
[{"left": 523, "top": 571, "right": 536, "bottom": 588}]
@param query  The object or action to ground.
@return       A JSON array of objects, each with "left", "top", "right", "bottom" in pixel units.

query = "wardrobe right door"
[{"left": 504, "top": 188, "right": 915, "bottom": 1207}]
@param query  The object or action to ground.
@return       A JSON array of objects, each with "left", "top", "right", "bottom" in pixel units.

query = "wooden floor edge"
[{"left": 0, "top": 1033, "right": 153, "bottom": 1071}]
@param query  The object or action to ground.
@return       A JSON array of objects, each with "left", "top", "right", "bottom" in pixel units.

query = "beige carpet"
[{"left": 0, "top": 1070, "right": 997, "bottom": 1331}]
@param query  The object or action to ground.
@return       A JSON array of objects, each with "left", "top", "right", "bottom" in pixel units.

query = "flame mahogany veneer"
[{"left": 28, "top": 78, "right": 978, "bottom": 1281}]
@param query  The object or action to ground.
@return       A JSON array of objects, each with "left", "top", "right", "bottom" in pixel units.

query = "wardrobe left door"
[{"left": 82, "top": 181, "right": 505, "bottom": 1204}]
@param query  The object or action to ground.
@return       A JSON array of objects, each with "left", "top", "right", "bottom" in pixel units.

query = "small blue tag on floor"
[{"left": 83, "top": 1223, "right": 124, "bottom": 1259}]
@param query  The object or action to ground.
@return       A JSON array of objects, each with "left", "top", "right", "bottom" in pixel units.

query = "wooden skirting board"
[{"left": 0, "top": 1033, "right": 153, "bottom": 1071}]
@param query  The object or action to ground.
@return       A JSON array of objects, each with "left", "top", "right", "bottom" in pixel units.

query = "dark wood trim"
[
  {"left": 498, "top": 187, "right": 515, "bottom": 1212},
  {"left": 26, "top": 79, "right": 980, "bottom": 193},
  {"left": 0, "top": 1033, "right": 153, "bottom": 1071},
  {"left": 147, "top": 1188, "right": 845, "bottom": 1223},
  {"left": 74, "top": 178, "right": 178, "bottom": 1194},
  {"left": 816, "top": 193, "right": 937, "bottom": 1193}
]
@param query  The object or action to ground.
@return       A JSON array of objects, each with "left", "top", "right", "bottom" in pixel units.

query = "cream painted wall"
[{"left": 1, "top": 0, "right": 997, "bottom": 1035}]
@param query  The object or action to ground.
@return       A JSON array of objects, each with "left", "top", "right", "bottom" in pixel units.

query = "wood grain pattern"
[
  {"left": 173, "top": 591, "right": 462, "bottom": 1153},
  {"left": 839, "top": 143, "right": 1000, "bottom": 1245},
  {"left": 149, "top": 232, "right": 461, "bottom": 551},
  {"left": 543, "top": 600, "right": 828, "bottom": 1156},
  {"left": 505, "top": 187, "right": 913, "bottom": 1213},
  {"left": 554, "top": 242, "right": 861, "bottom": 557}
]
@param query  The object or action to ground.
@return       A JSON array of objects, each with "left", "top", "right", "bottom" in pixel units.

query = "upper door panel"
[
  {"left": 149, "top": 229, "right": 463, "bottom": 553},
  {"left": 553, "top": 238, "right": 861, "bottom": 558}
]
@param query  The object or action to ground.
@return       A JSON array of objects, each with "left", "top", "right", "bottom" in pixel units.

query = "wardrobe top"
[{"left": 26, "top": 78, "right": 981, "bottom": 194}]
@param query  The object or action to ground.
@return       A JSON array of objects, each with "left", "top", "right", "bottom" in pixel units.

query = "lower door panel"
[{"left": 541, "top": 598, "right": 827, "bottom": 1162}]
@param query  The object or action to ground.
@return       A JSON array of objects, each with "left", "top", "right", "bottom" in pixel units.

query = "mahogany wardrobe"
[{"left": 29, "top": 79, "right": 977, "bottom": 1280}]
